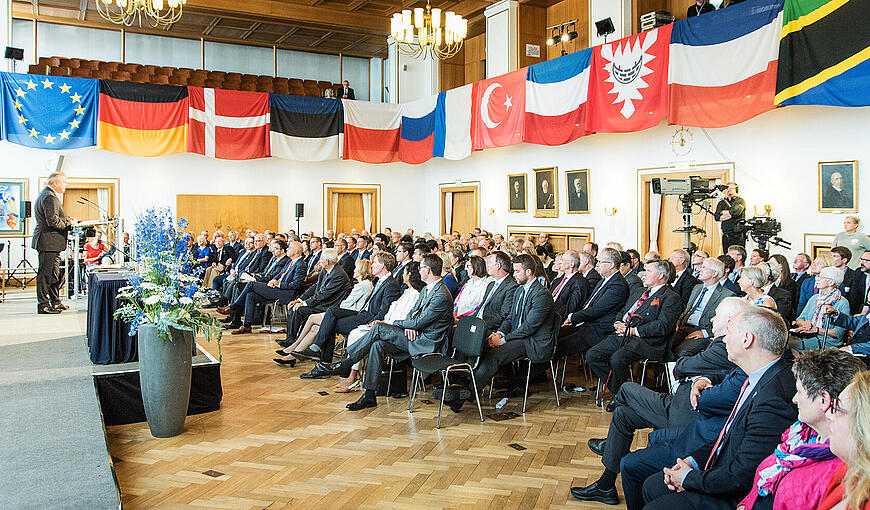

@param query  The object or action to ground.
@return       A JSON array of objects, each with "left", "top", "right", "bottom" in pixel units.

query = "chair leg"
[
  {"left": 386, "top": 358, "right": 394, "bottom": 396},
  {"left": 559, "top": 357, "right": 567, "bottom": 388},
  {"left": 407, "top": 368, "right": 420, "bottom": 412},
  {"left": 522, "top": 360, "right": 532, "bottom": 414},
  {"left": 469, "top": 371, "right": 484, "bottom": 423},
  {"left": 437, "top": 370, "right": 449, "bottom": 429},
  {"left": 488, "top": 378, "right": 494, "bottom": 399},
  {"left": 640, "top": 359, "right": 648, "bottom": 387},
  {"left": 550, "top": 360, "right": 560, "bottom": 407}
]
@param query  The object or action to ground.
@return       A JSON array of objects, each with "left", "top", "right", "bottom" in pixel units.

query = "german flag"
[
  {"left": 98, "top": 81, "right": 188, "bottom": 157},
  {"left": 775, "top": 0, "right": 870, "bottom": 106}
]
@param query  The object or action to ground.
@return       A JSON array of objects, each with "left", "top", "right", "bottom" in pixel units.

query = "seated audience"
[
  {"left": 691, "top": 250, "right": 708, "bottom": 278},
  {"left": 620, "top": 250, "right": 645, "bottom": 294},
  {"left": 831, "top": 246, "right": 856, "bottom": 298},
  {"left": 453, "top": 255, "right": 492, "bottom": 318},
  {"left": 792, "top": 266, "right": 850, "bottom": 349},
  {"left": 750, "top": 248, "right": 769, "bottom": 266},
  {"left": 673, "top": 257, "right": 734, "bottom": 357},
  {"left": 739, "top": 348, "right": 864, "bottom": 510},
  {"left": 670, "top": 249, "right": 701, "bottom": 307},
  {"left": 193, "top": 234, "right": 212, "bottom": 275},
  {"left": 438, "top": 251, "right": 460, "bottom": 298},
  {"left": 727, "top": 245, "right": 747, "bottom": 283},
  {"left": 798, "top": 253, "right": 835, "bottom": 315},
  {"left": 764, "top": 260, "right": 796, "bottom": 323},
  {"left": 334, "top": 238, "right": 355, "bottom": 280},
  {"left": 211, "top": 236, "right": 255, "bottom": 295},
  {"left": 579, "top": 251, "right": 602, "bottom": 289},
  {"left": 717, "top": 254, "right": 741, "bottom": 294},
  {"left": 282, "top": 247, "right": 352, "bottom": 341},
  {"left": 847, "top": 249, "right": 870, "bottom": 315},
  {"left": 202, "top": 235, "right": 236, "bottom": 288},
  {"left": 549, "top": 250, "right": 590, "bottom": 320},
  {"left": 740, "top": 266, "right": 777, "bottom": 309},
  {"left": 815, "top": 369, "right": 870, "bottom": 510}
]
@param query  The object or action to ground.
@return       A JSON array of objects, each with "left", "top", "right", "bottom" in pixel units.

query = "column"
[
  {"left": 484, "top": 0, "right": 518, "bottom": 78},
  {"left": 386, "top": 35, "right": 439, "bottom": 103}
]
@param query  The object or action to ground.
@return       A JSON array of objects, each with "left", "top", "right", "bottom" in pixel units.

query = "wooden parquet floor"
[{"left": 107, "top": 328, "right": 647, "bottom": 509}]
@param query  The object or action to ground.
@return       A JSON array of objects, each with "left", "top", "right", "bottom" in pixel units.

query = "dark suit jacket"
[
  {"left": 673, "top": 270, "right": 700, "bottom": 307},
  {"left": 338, "top": 252, "right": 355, "bottom": 281},
  {"left": 842, "top": 266, "right": 857, "bottom": 298},
  {"left": 624, "top": 270, "right": 644, "bottom": 295},
  {"left": 232, "top": 249, "right": 256, "bottom": 274},
  {"left": 209, "top": 245, "right": 237, "bottom": 267},
  {"left": 566, "top": 272, "right": 630, "bottom": 340},
  {"left": 301, "top": 265, "right": 352, "bottom": 310},
  {"left": 305, "top": 250, "right": 323, "bottom": 274},
  {"left": 672, "top": 337, "right": 735, "bottom": 380},
  {"left": 32, "top": 186, "right": 70, "bottom": 252},
  {"left": 767, "top": 284, "right": 794, "bottom": 323},
  {"left": 550, "top": 272, "right": 589, "bottom": 320},
  {"left": 680, "top": 283, "right": 734, "bottom": 336},
  {"left": 584, "top": 268, "right": 602, "bottom": 290},
  {"left": 229, "top": 240, "right": 244, "bottom": 254},
  {"left": 618, "top": 285, "right": 683, "bottom": 359},
  {"left": 683, "top": 357, "right": 797, "bottom": 506},
  {"left": 392, "top": 279, "right": 454, "bottom": 356},
  {"left": 722, "top": 277, "right": 741, "bottom": 295},
  {"left": 499, "top": 280, "right": 555, "bottom": 363},
  {"left": 848, "top": 270, "right": 869, "bottom": 314},
  {"left": 340, "top": 86, "right": 355, "bottom": 99},
  {"left": 567, "top": 188, "right": 588, "bottom": 212},
  {"left": 245, "top": 246, "right": 272, "bottom": 275},
  {"left": 258, "top": 255, "right": 290, "bottom": 282},
  {"left": 277, "top": 257, "right": 307, "bottom": 297},
  {"left": 479, "top": 276, "right": 519, "bottom": 334},
  {"left": 358, "top": 274, "right": 403, "bottom": 321}
]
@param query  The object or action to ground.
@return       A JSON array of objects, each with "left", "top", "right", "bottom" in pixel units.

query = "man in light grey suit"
[
  {"left": 326, "top": 253, "right": 454, "bottom": 411},
  {"left": 672, "top": 257, "right": 733, "bottom": 357},
  {"left": 32, "top": 172, "right": 77, "bottom": 314}
]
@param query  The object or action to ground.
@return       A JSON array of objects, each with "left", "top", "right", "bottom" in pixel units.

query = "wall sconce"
[
  {"left": 487, "top": 208, "right": 495, "bottom": 215},
  {"left": 604, "top": 206, "right": 617, "bottom": 216},
  {"left": 753, "top": 204, "right": 772, "bottom": 216}
]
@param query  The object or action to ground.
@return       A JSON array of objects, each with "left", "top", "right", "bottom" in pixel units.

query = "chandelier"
[
  {"left": 390, "top": 1, "right": 468, "bottom": 60},
  {"left": 97, "top": 0, "right": 186, "bottom": 27}
]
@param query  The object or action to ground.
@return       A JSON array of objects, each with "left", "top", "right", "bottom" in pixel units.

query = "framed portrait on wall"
[
  {"left": 819, "top": 161, "right": 857, "bottom": 212},
  {"left": 565, "top": 169, "right": 590, "bottom": 214},
  {"left": 804, "top": 233, "right": 835, "bottom": 259},
  {"left": 533, "top": 166, "right": 558, "bottom": 218},
  {"left": 0, "top": 178, "right": 28, "bottom": 236},
  {"left": 507, "top": 173, "right": 527, "bottom": 213}
]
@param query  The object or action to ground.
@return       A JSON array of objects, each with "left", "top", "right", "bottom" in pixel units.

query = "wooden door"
[
  {"left": 63, "top": 188, "right": 100, "bottom": 222},
  {"left": 450, "top": 191, "right": 476, "bottom": 235},
  {"left": 335, "top": 193, "right": 365, "bottom": 234}
]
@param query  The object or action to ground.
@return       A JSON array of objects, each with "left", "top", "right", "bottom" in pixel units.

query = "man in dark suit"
[
  {"left": 294, "top": 252, "right": 402, "bottom": 369},
  {"left": 335, "top": 238, "right": 355, "bottom": 281},
  {"left": 557, "top": 248, "right": 630, "bottom": 359},
  {"left": 848, "top": 249, "right": 870, "bottom": 314},
  {"left": 448, "top": 254, "right": 555, "bottom": 412},
  {"left": 831, "top": 245, "right": 857, "bottom": 298},
  {"left": 218, "top": 233, "right": 270, "bottom": 306},
  {"left": 225, "top": 241, "right": 307, "bottom": 334},
  {"left": 579, "top": 251, "right": 603, "bottom": 290},
  {"left": 392, "top": 242, "right": 413, "bottom": 282},
  {"left": 567, "top": 174, "right": 588, "bottom": 212},
  {"left": 474, "top": 251, "right": 519, "bottom": 336},
  {"left": 509, "top": 178, "right": 525, "bottom": 211},
  {"left": 284, "top": 248, "right": 352, "bottom": 341},
  {"left": 641, "top": 306, "right": 798, "bottom": 510},
  {"left": 304, "top": 236, "right": 323, "bottom": 274},
  {"left": 211, "top": 236, "right": 255, "bottom": 295},
  {"left": 217, "top": 239, "right": 291, "bottom": 319},
  {"left": 203, "top": 235, "right": 237, "bottom": 287},
  {"left": 549, "top": 250, "right": 589, "bottom": 320},
  {"left": 226, "top": 230, "right": 244, "bottom": 255},
  {"left": 570, "top": 297, "right": 748, "bottom": 506},
  {"left": 791, "top": 252, "right": 812, "bottom": 311},
  {"left": 32, "top": 172, "right": 77, "bottom": 314},
  {"left": 324, "top": 254, "right": 454, "bottom": 411},
  {"left": 587, "top": 259, "right": 683, "bottom": 399},
  {"left": 670, "top": 249, "right": 700, "bottom": 307},
  {"left": 339, "top": 80, "right": 355, "bottom": 100},
  {"left": 356, "top": 236, "right": 373, "bottom": 260},
  {"left": 673, "top": 258, "right": 734, "bottom": 357},
  {"left": 714, "top": 182, "right": 746, "bottom": 249},
  {"left": 620, "top": 251, "right": 645, "bottom": 295}
]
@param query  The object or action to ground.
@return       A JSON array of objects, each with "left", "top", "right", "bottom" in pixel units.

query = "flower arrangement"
[{"left": 114, "top": 207, "right": 222, "bottom": 352}]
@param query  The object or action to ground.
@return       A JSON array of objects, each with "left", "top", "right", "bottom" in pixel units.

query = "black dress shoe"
[
  {"left": 223, "top": 322, "right": 242, "bottom": 330},
  {"left": 273, "top": 358, "right": 297, "bottom": 367},
  {"left": 51, "top": 303, "right": 69, "bottom": 310},
  {"left": 346, "top": 395, "right": 377, "bottom": 411},
  {"left": 588, "top": 438, "right": 606, "bottom": 456},
  {"left": 570, "top": 482, "right": 619, "bottom": 505},
  {"left": 605, "top": 399, "right": 617, "bottom": 412},
  {"left": 37, "top": 306, "right": 61, "bottom": 314},
  {"left": 275, "top": 349, "right": 288, "bottom": 355},
  {"left": 291, "top": 348, "right": 318, "bottom": 360},
  {"left": 275, "top": 339, "right": 291, "bottom": 348},
  {"left": 434, "top": 384, "right": 471, "bottom": 402},
  {"left": 300, "top": 363, "right": 331, "bottom": 379}
]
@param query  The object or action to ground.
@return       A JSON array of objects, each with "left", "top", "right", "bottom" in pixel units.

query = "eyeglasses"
[
  {"left": 860, "top": 258, "right": 870, "bottom": 263},
  {"left": 829, "top": 398, "right": 849, "bottom": 415}
]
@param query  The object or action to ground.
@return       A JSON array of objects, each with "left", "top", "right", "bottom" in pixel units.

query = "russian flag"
[
  {"left": 433, "top": 84, "right": 472, "bottom": 160},
  {"left": 668, "top": 0, "right": 784, "bottom": 128},
  {"left": 524, "top": 47, "right": 592, "bottom": 146},
  {"left": 398, "top": 96, "right": 437, "bottom": 165},
  {"left": 342, "top": 99, "right": 402, "bottom": 164}
]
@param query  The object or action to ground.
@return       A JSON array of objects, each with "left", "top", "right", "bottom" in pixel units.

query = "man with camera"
[{"left": 714, "top": 182, "right": 746, "bottom": 249}]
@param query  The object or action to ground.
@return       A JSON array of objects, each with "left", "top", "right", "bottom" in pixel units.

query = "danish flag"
[{"left": 188, "top": 87, "right": 270, "bottom": 160}]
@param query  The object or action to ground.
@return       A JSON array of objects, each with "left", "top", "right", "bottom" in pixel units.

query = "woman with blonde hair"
[
  {"left": 739, "top": 265, "right": 777, "bottom": 309},
  {"left": 816, "top": 370, "right": 870, "bottom": 510},
  {"left": 273, "top": 259, "right": 374, "bottom": 363},
  {"left": 437, "top": 251, "right": 460, "bottom": 298}
]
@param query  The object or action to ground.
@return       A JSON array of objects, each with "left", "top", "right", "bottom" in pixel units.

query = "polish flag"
[
  {"left": 342, "top": 99, "right": 402, "bottom": 164},
  {"left": 471, "top": 68, "right": 527, "bottom": 150},
  {"left": 187, "top": 87, "right": 270, "bottom": 160}
]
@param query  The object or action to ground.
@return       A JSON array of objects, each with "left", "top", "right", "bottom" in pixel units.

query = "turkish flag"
[
  {"left": 471, "top": 68, "right": 527, "bottom": 150},
  {"left": 587, "top": 25, "right": 672, "bottom": 133},
  {"left": 188, "top": 87, "right": 270, "bottom": 160}
]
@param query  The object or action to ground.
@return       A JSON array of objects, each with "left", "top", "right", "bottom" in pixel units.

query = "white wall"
[{"left": 1, "top": 104, "right": 868, "bottom": 268}]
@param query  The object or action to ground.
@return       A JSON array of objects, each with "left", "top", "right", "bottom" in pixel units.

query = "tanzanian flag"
[
  {"left": 97, "top": 81, "right": 188, "bottom": 157},
  {"left": 775, "top": 0, "right": 870, "bottom": 106}
]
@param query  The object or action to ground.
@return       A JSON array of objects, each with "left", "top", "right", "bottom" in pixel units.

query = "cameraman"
[{"left": 714, "top": 182, "right": 746, "bottom": 249}]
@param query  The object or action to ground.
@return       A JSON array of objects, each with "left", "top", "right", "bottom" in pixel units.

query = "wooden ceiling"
[{"left": 11, "top": 0, "right": 551, "bottom": 59}]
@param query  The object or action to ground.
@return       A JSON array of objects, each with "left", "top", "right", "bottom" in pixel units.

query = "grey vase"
[{"left": 137, "top": 323, "right": 192, "bottom": 438}]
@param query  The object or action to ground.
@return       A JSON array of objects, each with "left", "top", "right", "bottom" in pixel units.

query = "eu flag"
[{"left": 0, "top": 72, "right": 97, "bottom": 149}]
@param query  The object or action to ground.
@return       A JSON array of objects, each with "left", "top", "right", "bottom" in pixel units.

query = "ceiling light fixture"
[
  {"left": 97, "top": 0, "right": 186, "bottom": 27},
  {"left": 390, "top": 0, "right": 467, "bottom": 60}
]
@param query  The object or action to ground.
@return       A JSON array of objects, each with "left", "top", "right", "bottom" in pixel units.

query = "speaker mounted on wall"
[
  {"left": 295, "top": 203, "right": 304, "bottom": 218},
  {"left": 4, "top": 47, "right": 24, "bottom": 60}
]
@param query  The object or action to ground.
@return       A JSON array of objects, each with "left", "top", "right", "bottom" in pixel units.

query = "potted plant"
[{"left": 114, "top": 207, "right": 222, "bottom": 438}]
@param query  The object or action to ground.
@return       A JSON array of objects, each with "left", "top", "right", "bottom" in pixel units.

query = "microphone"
[{"left": 78, "top": 196, "right": 112, "bottom": 218}]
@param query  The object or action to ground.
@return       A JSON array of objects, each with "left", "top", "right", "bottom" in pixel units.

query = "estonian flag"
[{"left": 270, "top": 94, "right": 343, "bottom": 162}]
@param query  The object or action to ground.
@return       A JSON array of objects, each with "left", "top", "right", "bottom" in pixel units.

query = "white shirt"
[
  {"left": 552, "top": 271, "right": 576, "bottom": 300},
  {"left": 687, "top": 282, "right": 719, "bottom": 328},
  {"left": 384, "top": 288, "right": 421, "bottom": 324},
  {"left": 671, "top": 269, "right": 686, "bottom": 286},
  {"left": 455, "top": 276, "right": 494, "bottom": 316}
]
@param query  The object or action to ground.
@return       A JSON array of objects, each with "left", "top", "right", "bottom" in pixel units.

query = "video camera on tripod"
[
  {"left": 651, "top": 176, "right": 728, "bottom": 251},
  {"left": 736, "top": 216, "right": 790, "bottom": 250}
]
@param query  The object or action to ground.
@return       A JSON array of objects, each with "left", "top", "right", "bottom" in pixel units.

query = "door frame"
[
  {"left": 439, "top": 181, "right": 480, "bottom": 236},
  {"left": 322, "top": 183, "right": 381, "bottom": 234},
  {"left": 636, "top": 162, "right": 733, "bottom": 254}
]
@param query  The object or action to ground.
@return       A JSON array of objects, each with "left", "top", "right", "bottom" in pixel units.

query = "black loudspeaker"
[
  {"left": 4, "top": 47, "right": 24, "bottom": 61},
  {"left": 24, "top": 201, "right": 32, "bottom": 217},
  {"left": 295, "top": 203, "right": 304, "bottom": 218},
  {"left": 595, "top": 18, "right": 615, "bottom": 37}
]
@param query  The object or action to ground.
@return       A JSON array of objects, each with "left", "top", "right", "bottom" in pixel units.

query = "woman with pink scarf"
[
  {"left": 737, "top": 349, "right": 864, "bottom": 510},
  {"left": 792, "top": 266, "right": 851, "bottom": 350}
]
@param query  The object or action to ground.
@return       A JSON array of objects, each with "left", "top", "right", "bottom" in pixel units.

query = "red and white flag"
[
  {"left": 471, "top": 68, "right": 527, "bottom": 150},
  {"left": 188, "top": 87, "right": 270, "bottom": 160},
  {"left": 587, "top": 26, "right": 672, "bottom": 133}
]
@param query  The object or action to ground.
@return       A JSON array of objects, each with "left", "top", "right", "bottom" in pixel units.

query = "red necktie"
[
  {"left": 622, "top": 289, "right": 650, "bottom": 322},
  {"left": 704, "top": 377, "right": 750, "bottom": 469},
  {"left": 552, "top": 276, "right": 569, "bottom": 298}
]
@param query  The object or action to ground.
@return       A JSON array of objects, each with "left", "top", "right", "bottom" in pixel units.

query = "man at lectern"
[{"left": 32, "top": 171, "right": 77, "bottom": 314}]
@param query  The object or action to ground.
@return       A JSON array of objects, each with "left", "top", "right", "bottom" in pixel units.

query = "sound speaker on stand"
[{"left": 295, "top": 203, "right": 303, "bottom": 233}]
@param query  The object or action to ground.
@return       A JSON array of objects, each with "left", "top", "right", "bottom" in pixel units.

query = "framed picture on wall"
[
  {"left": 804, "top": 233, "right": 835, "bottom": 259},
  {"left": 507, "top": 173, "right": 527, "bottom": 213},
  {"left": 0, "top": 178, "right": 28, "bottom": 236},
  {"left": 819, "top": 160, "right": 857, "bottom": 212},
  {"left": 533, "top": 166, "right": 558, "bottom": 218},
  {"left": 565, "top": 169, "right": 590, "bottom": 214}
]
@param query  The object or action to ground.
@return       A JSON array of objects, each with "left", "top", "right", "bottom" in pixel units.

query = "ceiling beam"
[
  {"left": 341, "top": 35, "right": 368, "bottom": 51},
  {"left": 77, "top": 0, "right": 87, "bottom": 20},
  {"left": 185, "top": 0, "right": 388, "bottom": 34},
  {"left": 309, "top": 0, "right": 326, "bottom": 5},
  {"left": 240, "top": 21, "right": 261, "bottom": 39},
  {"left": 202, "top": 16, "right": 221, "bottom": 35},
  {"left": 31, "top": 0, "right": 38, "bottom": 16},
  {"left": 274, "top": 26, "right": 299, "bottom": 44},
  {"left": 309, "top": 30, "right": 333, "bottom": 47},
  {"left": 348, "top": 0, "right": 370, "bottom": 11}
]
